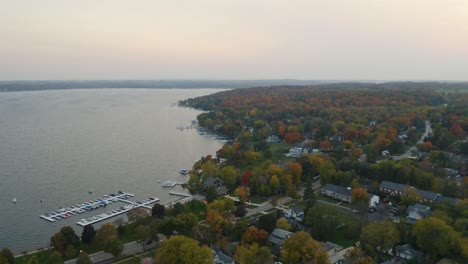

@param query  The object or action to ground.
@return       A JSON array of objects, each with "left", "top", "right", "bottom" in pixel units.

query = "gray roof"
[
  {"left": 413, "top": 203, "right": 430, "bottom": 212},
  {"left": 212, "top": 248, "right": 235, "bottom": 264},
  {"left": 395, "top": 244, "right": 424, "bottom": 261},
  {"left": 379, "top": 181, "right": 407, "bottom": 192},
  {"left": 268, "top": 228, "right": 292, "bottom": 246},
  {"left": 204, "top": 177, "right": 222, "bottom": 187},
  {"left": 435, "top": 196, "right": 458, "bottom": 205},
  {"left": 325, "top": 241, "right": 343, "bottom": 252},
  {"left": 322, "top": 184, "right": 352, "bottom": 197},
  {"left": 292, "top": 205, "right": 304, "bottom": 215},
  {"left": 417, "top": 189, "right": 440, "bottom": 201}
]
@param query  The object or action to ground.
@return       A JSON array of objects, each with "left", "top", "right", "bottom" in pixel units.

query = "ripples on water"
[{"left": 0, "top": 88, "right": 224, "bottom": 253}]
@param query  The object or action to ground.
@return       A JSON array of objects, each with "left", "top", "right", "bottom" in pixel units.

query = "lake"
[{"left": 0, "top": 88, "right": 225, "bottom": 253}]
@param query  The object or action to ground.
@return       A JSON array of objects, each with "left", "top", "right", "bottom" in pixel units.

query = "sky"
[{"left": 1, "top": 0, "right": 468, "bottom": 81}]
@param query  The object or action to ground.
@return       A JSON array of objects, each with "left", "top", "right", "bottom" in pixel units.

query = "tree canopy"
[{"left": 155, "top": 235, "right": 214, "bottom": 264}]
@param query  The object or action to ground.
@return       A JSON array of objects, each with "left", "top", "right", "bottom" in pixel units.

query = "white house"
[
  {"left": 369, "top": 194, "right": 380, "bottom": 208},
  {"left": 284, "top": 206, "right": 305, "bottom": 222}
]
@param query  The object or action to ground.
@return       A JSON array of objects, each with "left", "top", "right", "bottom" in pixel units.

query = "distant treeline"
[
  {"left": 2, "top": 79, "right": 467, "bottom": 92},
  {"left": 0, "top": 79, "right": 329, "bottom": 92}
]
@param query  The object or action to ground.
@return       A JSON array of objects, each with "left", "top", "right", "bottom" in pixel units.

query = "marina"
[
  {"left": 75, "top": 196, "right": 160, "bottom": 227},
  {"left": 39, "top": 191, "right": 156, "bottom": 226}
]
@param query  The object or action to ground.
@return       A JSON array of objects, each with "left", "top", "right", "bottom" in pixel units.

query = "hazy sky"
[{"left": 1, "top": 0, "right": 467, "bottom": 81}]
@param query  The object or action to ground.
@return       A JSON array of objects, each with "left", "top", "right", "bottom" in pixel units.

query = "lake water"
[{"left": 0, "top": 88, "right": 224, "bottom": 253}]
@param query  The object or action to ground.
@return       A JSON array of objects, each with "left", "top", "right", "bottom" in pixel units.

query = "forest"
[{"left": 5, "top": 82, "right": 467, "bottom": 264}]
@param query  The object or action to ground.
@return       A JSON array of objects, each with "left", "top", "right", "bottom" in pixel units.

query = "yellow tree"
[
  {"left": 285, "top": 162, "right": 302, "bottom": 186},
  {"left": 235, "top": 242, "right": 272, "bottom": 264},
  {"left": 276, "top": 217, "right": 292, "bottom": 231},
  {"left": 155, "top": 235, "right": 214, "bottom": 264},
  {"left": 281, "top": 231, "right": 329, "bottom": 264}
]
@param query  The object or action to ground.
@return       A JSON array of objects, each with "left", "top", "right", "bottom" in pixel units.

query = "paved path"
[{"left": 245, "top": 196, "right": 294, "bottom": 217}]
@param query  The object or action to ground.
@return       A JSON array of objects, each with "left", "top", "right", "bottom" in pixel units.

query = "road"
[
  {"left": 394, "top": 120, "right": 432, "bottom": 160},
  {"left": 245, "top": 196, "right": 294, "bottom": 217},
  {"left": 65, "top": 241, "right": 156, "bottom": 264}
]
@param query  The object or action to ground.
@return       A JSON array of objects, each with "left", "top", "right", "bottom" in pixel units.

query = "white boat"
[
  {"left": 179, "top": 169, "right": 189, "bottom": 175},
  {"left": 12, "top": 197, "right": 16, "bottom": 203}
]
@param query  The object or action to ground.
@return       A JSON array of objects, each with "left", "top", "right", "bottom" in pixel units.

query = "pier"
[
  {"left": 161, "top": 180, "right": 183, "bottom": 187},
  {"left": 39, "top": 191, "right": 160, "bottom": 227},
  {"left": 75, "top": 197, "right": 159, "bottom": 227},
  {"left": 169, "top": 191, "right": 191, "bottom": 197}
]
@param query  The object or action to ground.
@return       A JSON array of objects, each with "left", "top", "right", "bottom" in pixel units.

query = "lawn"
[{"left": 15, "top": 249, "right": 53, "bottom": 264}]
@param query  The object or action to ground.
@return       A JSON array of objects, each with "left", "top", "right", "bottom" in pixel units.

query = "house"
[
  {"left": 435, "top": 195, "right": 458, "bottom": 206},
  {"left": 406, "top": 203, "right": 430, "bottom": 224},
  {"left": 268, "top": 228, "right": 292, "bottom": 247},
  {"left": 284, "top": 205, "right": 304, "bottom": 222},
  {"left": 212, "top": 247, "right": 235, "bottom": 264},
  {"left": 321, "top": 184, "right": 352, "bottom": 203},
  {"left": 266, "top": 135, "right": 281, "bottom": 143},
  {"left": 285, "top": 147, "right": 308, "bottom": 157},
  {"left": 379, "top": 181, "right": 408, "bottom": 196},
  {"left": 380, "top": 180, "right": 441, "bottom": 203},
  {"left": 395, "top": 244, "right": 424, "bottom": 262},
  {"left": 417, "top": 189, "right": 440, "bottom": 203},
  {"left": 369, "top": 194, "right": 380, "bottom": 208},
  {"left": 203, "top": 177, "right": 228, "bottom": 196},
  {"left": 326, "top": 243, "right": 351, "bottom": 264}
]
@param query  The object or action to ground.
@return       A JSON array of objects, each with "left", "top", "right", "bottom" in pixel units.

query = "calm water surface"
[{"left": 0, "top": 89, "right": 224, "bottom": 253}]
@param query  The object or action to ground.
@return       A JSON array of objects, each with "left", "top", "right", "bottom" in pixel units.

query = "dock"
[
  {"left": 39, "top": 191, "right": 160, "bottom": 227},
  {"left": 75, "top": 197, "right": 160, "bottom": 227},
  {"left": 39, "top": 191, "right": 134, "bottom": 223},
  {"left": 161, "top": 180, "right": 183, "bottom": 187},
  {"left": 169, "top": 191, "right": 191, "bottom": 197}
]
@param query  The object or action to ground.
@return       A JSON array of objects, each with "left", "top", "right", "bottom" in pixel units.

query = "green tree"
[
  {"left": 234, "top": 204, "right": 247, "bottom": 218},
  {"left": 276, "top": 217, "right": 292, "bottom": 231},
  {"left": 412, "top": 217, "right": 461, "bottom": 262},
  {"left": 234, "top": 243, "right": 272, "bottom": 264},
  {"left": 51, "top": 226, "right": 81, "bottom": 255},
  {"left": 0, "top": 255, "right": 8, "bottom": 264},
  {"left": 401, "top": 187, "right": 422, "bottom": 206},
  {"left": 269, "top": 175, "right": 280, "bottom": 195},
  {"left": 76, "top": 251, "right": 92, "bottom": 264},
  {"left": 105, "top": 240, "right": 124, "bottom": 257},
  {"left": 135, "top": 225, "right": 150, "bottom": 250},
  {"left": 64, "top": 245, "right": 76, "bottom": 258},
  {"left": 173, "top": 213, "right": 198, "bottom": 236},
  {"left": 155, "top": 235, "right": 214, "bottom": 264},
  {"left": 257, "top": 214, "right": 276, "bottom": 233},
  {"left": 281, "top": 231, "right": 329, "bottom": 264},
  {"left": 27, "top": 256, "right": 39, "bottom": 264},
  {"left": 319, "top": 161, "right": 336, "bottom": 185},
  {"left": 205, "top": 185, "right": 218, "bottom": 203},
  {"left": 81, "top": 225, "right": 96, "bottom": 244},
  {"left": 47, "top": 250, "right": 64, "bottom": 264},
  {"left": 220, "top": 166, "right": 240, "bottom": 189},
  {"left": 152, "top": 203, "right": 166, "bottom": 218},
  {"left": 360, "top": 221, "right": 399, "bottom": 259},
  {"left": 95, "top": 223, "right": 118, "bottom": 248},
  {"left": 0, "top": 248, "right": 14, "bottom": 264},
  {"left": 305, "top": 204, "right": 340, "bottom": 240},
  {"left": 303, "top": 179, "right": 315, "bottom": 201}
]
